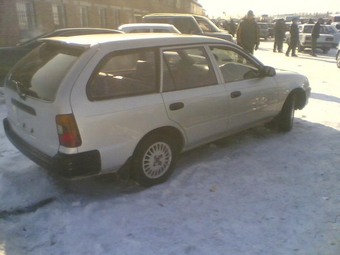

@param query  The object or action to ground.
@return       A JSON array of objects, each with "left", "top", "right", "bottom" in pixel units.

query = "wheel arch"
[
  {"left": 288, "top": 88, "right": 307, "bottom": 110},
  {"left": 134, "top": 126, "right": 185, "bottom": 155}
]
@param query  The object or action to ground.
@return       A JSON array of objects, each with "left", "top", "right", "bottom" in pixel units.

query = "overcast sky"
[{"left": 198, "top": 0, "right": 340, "bottom": 18}]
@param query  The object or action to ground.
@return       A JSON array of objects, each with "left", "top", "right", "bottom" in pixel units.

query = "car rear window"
[{"left": 7, "top": 42, "right": 84, "bottom": 102}]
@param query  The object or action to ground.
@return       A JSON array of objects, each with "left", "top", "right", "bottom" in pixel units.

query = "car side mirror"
[{"left": 261, "top": 66, "right": 276, "bottom": 77}]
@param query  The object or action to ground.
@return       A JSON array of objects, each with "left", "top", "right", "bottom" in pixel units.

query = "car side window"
[
  {"left": 130, "top": 29, "right": 150, "bottom": 33},
  {"left": 154, "top": 28, "right": 172, "bottom": 33},
  {"left": 196, "top": 18, "right": 213, "bottom": 32},
  {"left": 210, "top": 46, "right": 260, "bottom": 83},
  {"left": 162, "top": 46, "right": 217, "bottom": 92},
  {"left": 87, "top": 49, "right": 157, "bottom": 101}
]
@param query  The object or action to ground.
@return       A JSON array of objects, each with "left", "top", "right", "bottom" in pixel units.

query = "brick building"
[{"left": 0, "top": 0, "right": 204, "bottom": 47}]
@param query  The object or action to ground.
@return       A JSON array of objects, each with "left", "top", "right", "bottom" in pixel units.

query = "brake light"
[
  {"left": 305, "top": 36, "right": 311, "bottom": 41},
  {"left": 56, "top": 114, "right": 82, "bottom": 147}
]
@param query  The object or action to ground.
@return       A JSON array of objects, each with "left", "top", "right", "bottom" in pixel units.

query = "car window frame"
[
  {"left": 86, "top": 47, "right": 160, "bottom": 101},
  {"left": 207, "top": 44, "right": 265, "bottom": 84},
  {"left": 160, "top": 44, "right": 219, "bottom": 92}
]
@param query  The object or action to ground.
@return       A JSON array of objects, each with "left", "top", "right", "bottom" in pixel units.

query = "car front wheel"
[
  {"left": 278, "top": 94, "right": 296, "bottom": 132},
  {"left": 132, "top": 134, "right": 177, "bottom": 187}
]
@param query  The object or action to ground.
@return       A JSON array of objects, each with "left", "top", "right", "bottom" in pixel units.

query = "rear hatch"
[{"left": 4, "top": 42, "right": 85, "bottom": 157}]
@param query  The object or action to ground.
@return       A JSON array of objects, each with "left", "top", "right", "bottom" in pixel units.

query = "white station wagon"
[{"left": 3, "top": 34, "right": 311, "bottom": 187}]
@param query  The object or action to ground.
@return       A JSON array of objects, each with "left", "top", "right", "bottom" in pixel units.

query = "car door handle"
[
  {"left": 169, "top": 102, "right": 184, "bottom": 111},
  {"left": 231, "top": 91, "right": 241, "bottom": 98}
]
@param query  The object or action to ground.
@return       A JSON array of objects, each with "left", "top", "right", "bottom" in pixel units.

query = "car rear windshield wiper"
[{"left": 11, "top": 79, "right": 27, "bottom": 100}]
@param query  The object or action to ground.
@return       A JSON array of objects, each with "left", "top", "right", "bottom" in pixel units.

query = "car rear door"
[{"left": 161, "top": 45, "right": 230, "bottom": 148}]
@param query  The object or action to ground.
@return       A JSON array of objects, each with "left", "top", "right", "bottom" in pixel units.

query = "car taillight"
[
  {"left": 326, "top": 37, "right": 333, "bottom": 41},
  {"left": 305, "top": 36, "right": 311, "bottom": 41},
  {"left": 56, "top": 114, "right": 82, "bottom": 148}
]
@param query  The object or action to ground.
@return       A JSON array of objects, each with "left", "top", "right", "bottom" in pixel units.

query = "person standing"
[
  {"left": 237, "top": 10, "right": 260, "bottom": 54},
  {"left": 273, "top": 19, "right": 285, "bottom": 52},
  {"left": 285, "top": 18, "right": 299, "bottom": 57},
  {"left": 311, "top": 18, "right": 324, "bottom": 56}
]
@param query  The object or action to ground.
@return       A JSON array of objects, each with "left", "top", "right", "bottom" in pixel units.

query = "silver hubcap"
[{"left": 142, "top": 142, "right": 172, "bottom": 179}]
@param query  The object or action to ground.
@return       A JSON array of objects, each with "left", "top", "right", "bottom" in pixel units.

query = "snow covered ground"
[{"left": 1, "top": 40, "right": 340, "bottom": 255}]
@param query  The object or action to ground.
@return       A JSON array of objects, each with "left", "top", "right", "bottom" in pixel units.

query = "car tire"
[
  {"left": 278, "top": 94, "right": 296, "bottom": 132},
  {"left": 132, "top": 134, "right": 177, "bottom": 187},
  {"left": 322, "top": 48, "right": 330, "bottom": 54},
  {"left": 337, "top": 52, "right": 340, "bottom": 68},
  {"left": 297, "top": 43, "right": 304, "bottom": 52}
]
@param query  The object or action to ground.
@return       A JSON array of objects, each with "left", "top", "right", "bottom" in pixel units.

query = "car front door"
[
  {"left": 161, "top": 46, "right": 230, "bottom": 148},
  {"left": 210, "top": 45, "right": 280, "bottom": 133}
]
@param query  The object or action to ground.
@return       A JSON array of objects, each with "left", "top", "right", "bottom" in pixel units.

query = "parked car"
[
  {"left": 325, "top": 25, "right": 340, "bottom": 48},
  {"left": 258, "top": 22, "right": 269, "bottom": 40},
  {"left": 3, "top": 33, "right": 310, "bottom": 187},
  {"left": 142, "top": 13, "right": 233, "bottom": 42},
  {"left": 336, "top": 49, "right": 340, "bottom": 68},
  {"left": 0, "top": 28, "right": 123, "bottom": 89},
  {"left": 285, "top": 24, "right": 334, "bottom": 53},
  {"left": 329, "top": 14, "right": 340, "bottom": 30},
  {"left": 268, "top": 23, "right": 275, "bottom": 37},
  {"left": 118, "top": 23, "right": 181, "bottom": 33}
]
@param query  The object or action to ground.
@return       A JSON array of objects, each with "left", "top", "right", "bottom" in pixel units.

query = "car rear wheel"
[
  {"left": 132, "top": 134, "right": 177, "bottom": 187},
  {"left": 322, "top": 48, "right": 330, "bottom": 54},
  {"left": 278, "top": 94, "right": 296, "bottom": 132},
  {"left": 337, "top": 53, "right": 340, "bottom": 68},
  {"left": 297, "top": 43, "right": 304, "bottom": 52}
]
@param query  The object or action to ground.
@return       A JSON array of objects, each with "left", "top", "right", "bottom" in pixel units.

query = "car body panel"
[{"left": 325, "top": 25, "right": 340, "bottom": 47}]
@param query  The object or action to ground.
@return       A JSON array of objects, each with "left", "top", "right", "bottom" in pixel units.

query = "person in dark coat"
[
  {"left": 237, "top": 10, "right": 260, "bottom": 54},
  {"left": 273, "top": 19, "right": 285, "bottom": 52},
  {"left": 311, "top": 18, "right": 324, "bottom": 56},
  {"left": 285, "top": 18, "right": 299, "bottom": 57}
]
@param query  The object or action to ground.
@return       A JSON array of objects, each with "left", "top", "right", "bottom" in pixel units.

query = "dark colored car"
[
  {"left": 0, "top": 28, "right": 123, "bottom": 88},
  {"left": 268, "top": 23, "right": 274, "bottom": 37},
  {"left": 142, "top": 13, "right": 233, "bottom": 42}
]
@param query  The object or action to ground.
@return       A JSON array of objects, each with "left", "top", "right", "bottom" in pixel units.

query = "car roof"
[
  {"left": 119, "top": 23, "right": 177, "bottom": 28},
  {"left": 17, "top": 27, "right": 123, "bottom": 47},
  {"left": 143, "top": 13, "right": 204, "bottom": 18},
  {"left": 40, "top": 33, "right": 228, "bottom": 48}
]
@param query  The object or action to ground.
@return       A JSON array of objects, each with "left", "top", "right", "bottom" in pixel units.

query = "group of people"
[
  {"left": 285, "top": 17, "right": 324, "bottom": 57},
  {"left": 236, "top": 10, "right": 324, "bottom": 57}
]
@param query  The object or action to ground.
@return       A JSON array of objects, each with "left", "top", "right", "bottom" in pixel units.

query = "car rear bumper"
[
  {"left": 301, "top": 42, "right": 334, "bottom": 48},
  {"left": 3, "top": 118, "right": 101, "bottom": 178}
]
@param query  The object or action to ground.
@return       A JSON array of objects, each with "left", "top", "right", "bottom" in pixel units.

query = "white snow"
[{"left": 1, "top": 41, "right": 340, "bottom": 255}]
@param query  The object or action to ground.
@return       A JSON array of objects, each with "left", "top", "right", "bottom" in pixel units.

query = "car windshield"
[
  {"left": 7, "top": 42, "right": 85, "bottom": 101},
  {"left": 194, "top": 17, "right": 221, "bottom": 32}
]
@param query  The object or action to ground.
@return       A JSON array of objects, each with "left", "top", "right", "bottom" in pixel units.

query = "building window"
[
  {"left": 52, "top": 4, "right": 67, "bottom": 29},
  {"left": 112, "top": 9, "right": 120, "bottom": 29},
  {"left": 80, "top": 6, "right": 89, "bottom": 27},
  {"left": 16, "top": 1, "right": 36, "bottom": 31},
  {"left": 99, "top": 8, "right": 107, "bottom": 28}
]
